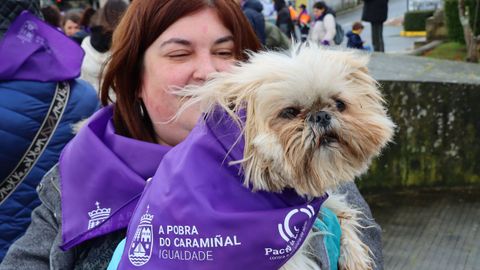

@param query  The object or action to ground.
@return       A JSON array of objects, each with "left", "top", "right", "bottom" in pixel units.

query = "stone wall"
[{"left": 358, "top": 80, "right": 480, "bottom": 190}]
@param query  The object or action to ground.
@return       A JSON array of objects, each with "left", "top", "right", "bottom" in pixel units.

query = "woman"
[
  {"left": 309, "top": 1, "right": 336, "bottom": 46},
  {"left": 81, "top": 0, "right": 128, "bottom": 91},
  {"left": 0, "top": 0, "right": 383, "bottom": 269},
  {"left": 62, "top": 10, "right": 81, "bottom": 37}
]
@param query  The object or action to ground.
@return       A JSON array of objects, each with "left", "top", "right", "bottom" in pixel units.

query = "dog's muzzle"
[{"left": 307, "top": 111, "right": 339, "bottom": 146}]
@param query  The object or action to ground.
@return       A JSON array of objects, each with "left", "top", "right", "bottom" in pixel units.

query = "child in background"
[
  {"left": 297, "top": 4, "right": 310, "bottom": 42},
  {"left": 346, "top": 21, "right": 366, "bottom": 50}
]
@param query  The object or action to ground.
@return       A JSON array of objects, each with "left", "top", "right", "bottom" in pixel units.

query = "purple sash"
[
  {"left": 0, "top": 11, "right": 83, "bottom": 82},
  {"left": 117, "top": 109, "right": 327, "bottom": 269},
  {"left": 59, "top": 106, "right": 171, "bottom": 250}
]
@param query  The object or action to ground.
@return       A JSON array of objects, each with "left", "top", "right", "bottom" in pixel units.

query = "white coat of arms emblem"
[
  {"left": 87, "top": 201, "right": 111, "bottom": 230},
  {"left": 128, "top": 205, "right": 154, "bottom": 266},
  {"left": 17, "top": 20, "right": 37, "bottom": 43}
]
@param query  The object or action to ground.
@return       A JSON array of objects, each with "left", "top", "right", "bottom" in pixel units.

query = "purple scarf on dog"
[
  {"left": 0, "top": 11, "right": 83, "bottom": 82},
  {"left": 59, "top": 106, "right": 171, "bottom": 250},
  {"left": 117, "top": 109, "right": 328, "bottom": 269}
]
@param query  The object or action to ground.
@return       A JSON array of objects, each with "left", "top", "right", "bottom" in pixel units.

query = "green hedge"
[
  {"left": 444, "top": 0, "right": 480, "bottom": 43},
  {"left": 404, "top": 10, "right": 435, "bottom": 31}
]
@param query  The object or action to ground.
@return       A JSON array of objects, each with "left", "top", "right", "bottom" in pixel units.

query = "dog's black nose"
[{"left": 308, "top": 111, "right": 331, "bottom": 127}]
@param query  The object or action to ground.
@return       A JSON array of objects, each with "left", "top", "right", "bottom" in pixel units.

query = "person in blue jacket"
[
  {"left": 0, "top": 0, "right": 99, "bottom": 262},
  {"left": 346, "top": 21, "right": 366, "bottom": 50},
  {"left": 241, "top": 0, "right": 266, "bottom": 45}
]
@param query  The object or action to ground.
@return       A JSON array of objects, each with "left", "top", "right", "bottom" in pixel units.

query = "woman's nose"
[{"left": 192, "top": 54, "right": 217, "bottom": 83}]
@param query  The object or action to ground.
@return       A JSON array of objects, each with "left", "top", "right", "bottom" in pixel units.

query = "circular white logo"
[{"left": 278, "top": 205, "right": 315, "bottom": 242}]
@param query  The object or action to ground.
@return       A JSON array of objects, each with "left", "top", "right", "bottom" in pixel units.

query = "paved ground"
[
  {"left": 368, "top": 53, "right": 480, "bottom": 84},
  {"left": 366, "top": 187, "right": 480, "bottom": 270}
]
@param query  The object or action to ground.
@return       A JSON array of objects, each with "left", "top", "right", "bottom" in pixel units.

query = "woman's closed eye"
[
  {"left": 167, "top": 50, "right": 192, "bottom": 59},
  {"left": 213, "top": 49, "right": 234, "bottom": 58}
]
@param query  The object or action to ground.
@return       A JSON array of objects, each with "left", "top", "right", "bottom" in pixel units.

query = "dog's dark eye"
[
  {"left": 279, "top": 107, "right": 301, "bottom": 119},
  {"left": 335, "top": 99, "right": 346, "bottom": 112}
]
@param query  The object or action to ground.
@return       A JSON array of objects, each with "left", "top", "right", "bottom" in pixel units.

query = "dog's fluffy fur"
[{"left": 176, "top": 44, "right": 395, "bottom": 270}]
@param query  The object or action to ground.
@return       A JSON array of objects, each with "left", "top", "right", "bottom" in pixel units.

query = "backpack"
[{"left": 334, "top": 23, "right": 344, "bottom": 45}]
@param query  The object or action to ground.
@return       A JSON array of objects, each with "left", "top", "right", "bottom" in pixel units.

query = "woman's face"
[
  {"left": 140, "top": 8, "right": 235, "bottom": 146},
  {"left": 313, "top": 8, "right": 325, "bottom": 18},
  {"left": 64, "top": 19, "right": 80, "bottom": 36}
]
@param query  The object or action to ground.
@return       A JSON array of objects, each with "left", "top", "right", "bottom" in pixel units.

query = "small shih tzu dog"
[{"left": 175, "top": 44, "right": 395, "bottom": 270}]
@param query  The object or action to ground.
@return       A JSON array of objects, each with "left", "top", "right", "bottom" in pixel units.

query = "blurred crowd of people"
[
  {"left": 240, "top": 0, "right": 387, "bottom": 52},
  {"left": 42, "top": 0, "right": 385, "bottom": 54},
  {"left": 41, "top": 1, "right": 129, "bottom": 91}
]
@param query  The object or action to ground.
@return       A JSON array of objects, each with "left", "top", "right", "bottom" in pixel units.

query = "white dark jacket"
[{"left": 309, "top": 13, "right": 336, "bottom": 45}]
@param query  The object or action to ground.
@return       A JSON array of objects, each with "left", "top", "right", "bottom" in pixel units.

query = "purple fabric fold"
[
  {"left": 59, "top": 106, "right": 171, "bottom": 250},
  {"left": 117, "top": 109, "right": 327, "bottom": 269},
  {"left": 0, "top": 11, "right": 83, "bottom": 82}
]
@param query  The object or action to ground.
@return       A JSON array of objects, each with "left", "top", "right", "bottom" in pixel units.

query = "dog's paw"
[
  {"left": 324, "top": 195, "right": 374, "bottom": 270},
  {"left": 338, "top": 231, "right": 373, "bottom": 270}
]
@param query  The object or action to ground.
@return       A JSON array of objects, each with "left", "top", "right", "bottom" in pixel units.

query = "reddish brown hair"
[
  {"left": 352, "top": 21, "right": 364, "bottom": 31},
  {"left": 100, "top": 0, "right": 261, "bottom": 143}
]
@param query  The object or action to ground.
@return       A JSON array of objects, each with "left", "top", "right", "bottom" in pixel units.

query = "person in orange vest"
[
  {"left": 288, "top": 2, "right": 297, "bottom": 23},
  {"left": 297, "top": 4, "right": 311, "bottom": 42}
]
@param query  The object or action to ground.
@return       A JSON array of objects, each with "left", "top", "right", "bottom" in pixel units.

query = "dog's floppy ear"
[
  {"left": 343, "top": 52, "right": 386, "bottom": 107},
  {"left": 345, "top": 52, "right": 371, "bottom": 78}
]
